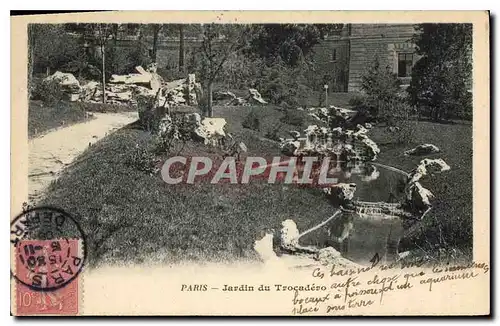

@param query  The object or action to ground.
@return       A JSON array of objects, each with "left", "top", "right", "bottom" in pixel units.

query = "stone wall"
[
  {"left": 310, "top": 38, "right": 350, "bottom": 92},
  {"left": 347, "top": 24, "right": 417, "bottom": 92}
]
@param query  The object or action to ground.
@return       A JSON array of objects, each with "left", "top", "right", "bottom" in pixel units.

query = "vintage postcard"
[{"left": 10, "top": 11, "right": 490, "bottom": 316}]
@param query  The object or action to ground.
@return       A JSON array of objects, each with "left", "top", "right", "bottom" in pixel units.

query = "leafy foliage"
[
  {"left": 29, "top": 24, "right": 82, "bottom": 75},
  {"left": 254, "top": 57, "right": 312, "bottom": 108},
  {"left": 242, "top": 109, "right": 261, "bottom": 131},
  {"left": 198, "top": 24, "right": 253, "bottom": 116},
  {"left": 31, "top": 79, "right": 65, "bottom": 105},
  {"left": 280, "top": 109, "right": 306, "bottom": 128},
  {"left": 360, "top": 57, "right": 403, "bottom": 119},
  {"left": 408, "top": 24, "right": 473, "bottom": 121},
  {"left": 248, "top": 24, "right": 344, "bottom": 66},
  {"left": 358, "top": 57, "right": 417, "bottom": 144}
]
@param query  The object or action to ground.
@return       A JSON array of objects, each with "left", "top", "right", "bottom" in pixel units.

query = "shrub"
[
  {"left": 280, "top": 109, "right": 305, "bottom": 127},
  {"left": 348, "top": 94, "right": 369, "bottom": 108},
  {"left": 242, "top": 110, "right": 261, "bottom": 131},
  {"left": 254, "top": 58, "right": 311, "bottom": 109},
  {"left": 125, "top": 145, "right": 159, "bottom": 175},
  {"left": 264, "top": 123, "right": 284, "bottom": 141},
  {"left": 408, "top": 24, "right": 472, "bottom": 121},
  {"left": 31, "top": 80, "right": 65, "bottom": 105},
  {"left": 360, "top": 57, "right": 403, "bottom": 121},
  {"left": 384, "top": 100, "right": 418, "bottom": 144}
]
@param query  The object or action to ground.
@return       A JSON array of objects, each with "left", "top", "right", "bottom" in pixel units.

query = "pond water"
[{"left": 300, "top": 160, "right": 410, "bottom": 265}]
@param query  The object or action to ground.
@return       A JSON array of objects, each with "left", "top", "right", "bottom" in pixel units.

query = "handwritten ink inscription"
[{"left": 190, "top": 256, "right": 489, "bottom": 315}]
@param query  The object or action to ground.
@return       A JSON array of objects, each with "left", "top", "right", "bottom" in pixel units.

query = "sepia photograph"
[{"left": 10, "top": 11, "right": 490, "bottom": 316}]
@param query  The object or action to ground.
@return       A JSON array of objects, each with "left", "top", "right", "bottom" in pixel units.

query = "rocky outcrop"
[
  {"left": 193, "top": 117, "right": 228, "bottom": 146},
  {"left": 213, "top": 90, "right": 237, "bottom": 101},
  {"left": 248, "top": 88, "right": 267, "bottom": 104},
  {"left": 325, "top": 183, "right": 357, "bottom": 206},
  {"left": 401, "top": 158, "right": 451, "bottom": 217},
  {"left": 360, "top": 165, "right": 380, "bottom": 182},
  {"left": 214, "top": 88, "right": 268, "bottom": 106},
  {"left": 279, "top": 123, "right": 380, "bottom": 161},
  {"left": 321, "top": 158, "right": 451, "bottom": 220},
  {"left": 253, "top": 218, "right": 361, "bottom": 268},
  {"left": 408, "top": 158, "right": 451, "bottom": 184},
  {"left": 280, "top": 219, "right": 300, "bottom": 251},
  {"left": 280, "top": 140, "right": 300, "bottom": 156},
  {"left": 404, "top": 144, "right": 440, "bottom": 156},
  {"left": 43, "top": 71, "right": 81, "bottom": 101},
  {"left": 405, "top": 182, "right": 434, "bottom": 211}
]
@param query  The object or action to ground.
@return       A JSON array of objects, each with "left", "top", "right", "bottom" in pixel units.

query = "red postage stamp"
[{"left": 14, "top": 239, "right": 81, "bottom": 315}]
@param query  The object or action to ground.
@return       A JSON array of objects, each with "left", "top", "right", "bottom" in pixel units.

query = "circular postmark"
[{"left": 10, "top": 206, "right": 87, "bottom": 292}]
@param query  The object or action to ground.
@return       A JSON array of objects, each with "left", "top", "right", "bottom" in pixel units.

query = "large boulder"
[
  {"left": 280, "top": 219, "right": 300, "bottom": 251},
  {"left": 360, "top": 165, "right": 380, "bottom": 182},
  {"left": 43, "top": 71, "right": 81, "bottom": 101},
  {"left": 316, "top": 247, "right": 341, "bottom": 264},
  {"left": 44, "top": 71, "right": 80, "bottom": 91},
  {"left": 409, "top": 158, "right": 451, "bottom": 183},
  {"left": 248, "top": 88, "right": 267, "bottom": 104},
  {"left": 185, "top": 74, "right": 198, "bottom": 105},
  {"left": 405, "top": 182, "right": 435, "bottom": 213},
  {"left": 280, "top": 140, "right": 301, "bottom": 156},
  {"left": 360, "top": 137, "right": 380, "bottom": 161},
  {"left": 80, "top": 81, "right": 99, "bottom": 101},
  {"left": 110, "top": 66, "right": 151, "bottom": 85},
  {"left": 404, "top": 144, "right": 440, "bottom": 156},
  {"left": 213, "top": 90, "right": 237, "bottom": 101},
  {"left": 193, "top": 117, "right": 227, "bottom": 145},
  {"left": 326, "top": 183, "right": 357, "bottom": 206}
]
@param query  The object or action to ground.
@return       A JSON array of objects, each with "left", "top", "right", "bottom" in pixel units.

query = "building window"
[
  {"left": 398, "top": 53, "right": 413, "bottom": 77},
  {"left": 332, "top": 49, "right": 337, "bottom": 61}
]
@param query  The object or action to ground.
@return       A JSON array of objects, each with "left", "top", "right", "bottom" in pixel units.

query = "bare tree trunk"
[
  {"left": 101, "top": 44, "right": 106, "bottom": 104},
  {"left": 152, "top": 25, "right": 160, "bottom": 62},
  {"left": 179, "top": 25, "right": 185, "bottom": 72},
  {"left": 28, "top": 26, "right": 35, "bottom": 99},
  {"left": 207, "top": 81, "right": 213, "bottom": 117}
]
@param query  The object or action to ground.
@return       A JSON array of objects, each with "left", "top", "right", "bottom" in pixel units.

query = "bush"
[
  {"left": 358, "top": 58, "right": 418, "bottom": 144},
  {"left": 280, "top": 109, "right": 305, "bottom": 127},
  {"left": 254, "top": 57, "right": 312, "bottom": 109},
  {"left": 31, "top": 80, "right": 65, "bottom": 105},
  {"left": 348, "top": 94, "right": 369, "bottom": 108},
  {"left": 408, "top": 24, "right": 473, "bottom": 121},
  {"left": 264, "top": 123, "right": 284, "bottom": 141},
  {"left": 125, "top": 145, "right": 159, "bottom": 175},
  {"left": 384, "top": 100, "right": 417, "bottom": 144},
  {"left": 242, "top": 110, "right": 261, "bottom": 131},
  {"left": 360, "top": 58, "right": 403, "bottom": 120}
]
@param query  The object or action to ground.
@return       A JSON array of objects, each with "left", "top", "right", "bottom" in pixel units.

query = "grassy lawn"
[
  {"left": 303, "top": 91, "right": 363, "bottom": 109},
  {"left": 29, "top": 100, "right": 90, "bottom": 138},
  {"left": 40, "top": 105, "right": 336, "bottom": 267},
  {"left": 39, "top": 101, "right": 473, "bottom": 266},
  {"left": 28, "top": 100, "right": 137, "bottom": 138}
]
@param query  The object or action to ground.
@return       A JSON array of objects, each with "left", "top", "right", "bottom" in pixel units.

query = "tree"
[
  {"left": 150, "top": 24, "right": 162, "bottom": 63},
  {"left": 178, "top": 24, "right": 185, "bottom": 72},
  {"left": 159, "top": 24, "right": 187, "bottom": 72},
  {"left": 89, "top": 24, "right": 115, "bottom": 103},
  {"left": 408, "top": 24, "right": 473, "bottom": 121},
  {"left": 248, "top": 24, "right": 344, "bottom": 66},
  {"left": 199, "top": 24, "right": 252, "bottom": 117},
  {"left": 28, "top": 24, "right": 81, "bottom": 76}
]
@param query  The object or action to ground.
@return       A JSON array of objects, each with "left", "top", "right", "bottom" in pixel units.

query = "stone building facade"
[{"left": 311, "top": 24, "right": 418, "bottom": 92}]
